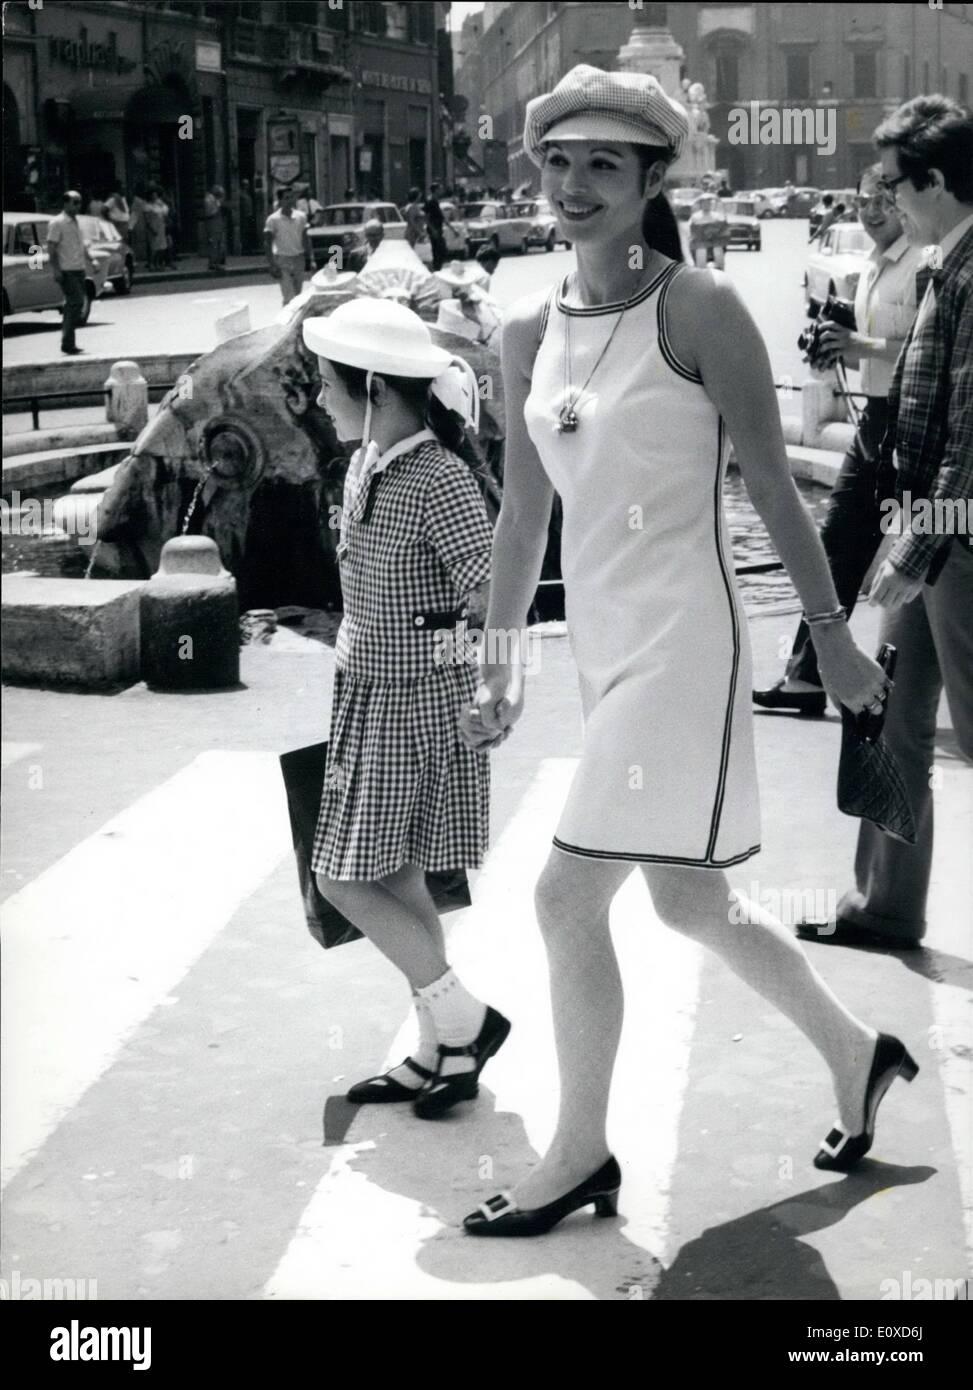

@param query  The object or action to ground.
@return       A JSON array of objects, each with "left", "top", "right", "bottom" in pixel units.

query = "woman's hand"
[
  {"left": 811, "top": 624, "right": 893, "bottom": 716},
  {"left": 458, "top": 661, "right": 524, "bottom": 751}
]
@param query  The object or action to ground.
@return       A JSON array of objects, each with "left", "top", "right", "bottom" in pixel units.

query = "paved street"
[
  {"left": 2, "top": 220, "right": 822, "bottom": 420},
  {"left": 1, "top": 601, "right": 970, "bottom": 1300}
]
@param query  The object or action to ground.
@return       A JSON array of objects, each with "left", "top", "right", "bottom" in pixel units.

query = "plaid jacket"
[{"left": 880, "top": 220, "right": 973, "bottom": 583}]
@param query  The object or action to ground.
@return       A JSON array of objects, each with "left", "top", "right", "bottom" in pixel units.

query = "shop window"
[
  {"left": 385, "top": 2, "right": 408, "bottom": 40},
  {"left": 355, "top": 2, "right": 387, "bottom": 36}
]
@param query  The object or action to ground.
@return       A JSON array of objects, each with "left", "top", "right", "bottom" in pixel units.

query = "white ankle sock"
[
  {"left": 416, "top": 968, "right": 487, "bottom": 1076},
  {"left": 385, "top": 992, "right": 440, "bottom": 1091}
]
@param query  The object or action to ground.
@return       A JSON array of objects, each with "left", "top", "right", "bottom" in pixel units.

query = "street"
[
  {"left": 2, "top": 221, "right": 968, "bottom": 1304},
  {"left": 2, "top": 219, "right": 817, "bottom": 418}
]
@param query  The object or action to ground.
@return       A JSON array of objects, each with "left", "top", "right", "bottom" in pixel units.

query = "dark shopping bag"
[
  {"left": 836, "top": 645, "right": 917, "bottom": 845},
  {"left": 279, "top": 742, "right": 472, "bottom": 949}
]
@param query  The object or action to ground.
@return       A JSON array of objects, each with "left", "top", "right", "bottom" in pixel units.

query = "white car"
[
  {"left": 3, "top": 210, "right": 110, "bottom": 321},
  {"left": 805, "top": 222, "right": 870, "bottom": 314}
]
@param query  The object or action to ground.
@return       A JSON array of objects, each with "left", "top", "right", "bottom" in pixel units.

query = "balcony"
[{"left": 230, "top": 20, "right": 351, "bottom": 79}]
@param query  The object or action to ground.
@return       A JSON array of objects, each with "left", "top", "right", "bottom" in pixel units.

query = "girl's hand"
[
  {"left": 812, "top": 626, "right": 892, "bottom": 717},
  {"left": 458, "top": 662, "right": 524, "bottom": 750}
]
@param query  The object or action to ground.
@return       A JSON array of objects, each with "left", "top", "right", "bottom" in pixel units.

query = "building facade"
[
  {"left": 2, "top": 0, "right": 448, "bottom": 253},
  {"left": 473, "top": 1, "right": 973, "bottom": 193}
]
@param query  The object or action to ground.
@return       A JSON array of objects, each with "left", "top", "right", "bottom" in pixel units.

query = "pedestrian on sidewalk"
[
  {"left": 460, "top": 65, "right": 915, "bottom": 1238},
  {"left": 204, "top": 185, "right": 227, "bottom": 271},
  {"left": 799, "top": 95, "right": 973, "bottom": 951},
  {"left": 143, "top": 187, "right": 169, "bottom": 270},
  {"left": 129, "top": 186, "right": 149, "bottom": 268},
  {"left": 45, "top": 189, "right": 96, "bottom": 356},
  {"left": 754, "top": 164, "right": 921, "bottom": 716},
  {"left": 300, "top": 298, "right": 510, "bottom": 1119},
  {"left": 403, "top": 186, "right": 426, "bottom": 249},
  {"left": 104, "top": 187, "right": 130, "bottom": 240},
  {"left": 264, "top": 185, "right": 312, "bottom": 303},
  {"left": 424, "top": 182, "right": 448, "bottom": 271}
]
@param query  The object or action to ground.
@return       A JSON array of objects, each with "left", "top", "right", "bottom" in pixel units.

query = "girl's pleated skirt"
[{"left": 311, "top": 662, "right": 490, "bottom": 881}]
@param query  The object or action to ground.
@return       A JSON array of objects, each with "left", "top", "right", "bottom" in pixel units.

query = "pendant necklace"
[{"left": 557, "top": 264, "right": 652, "bottom": 433}]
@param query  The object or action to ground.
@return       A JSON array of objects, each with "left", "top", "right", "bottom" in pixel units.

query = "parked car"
[
  {"left": 804, "top": 221, "right": 870, "bottom": 314},
  {"left": 688, "top": 195, "right": 732, "bottom": 266},
  {"left": 306, "top": 202, "right": 406, "bottom": 271},
  {"left": 513, "top": 197, "right": 572, "bottom": 252},
  {"left": 2, "top": 210, "right": 109, "bottom": 321},
  {"left": 737, "top": 189, "right": 774, "bottom": 219},
  {"left": 783, "top": 186, "right": 819, "bottom": 218},
  {"left": 76, "top": 214, "right": 134, "bottom": 295},
  {"left": 670, "top": 187, "right": 703, "bottom": 221},
  {"left": 720, "top": 197, "right": 762, "bottom": 250},
  {"left": 463, "top": 201, "right": 533, "bottom": 255}
]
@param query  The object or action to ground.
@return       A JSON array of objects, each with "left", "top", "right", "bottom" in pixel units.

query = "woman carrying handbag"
[
  {"left": 301, "top": 299, "right": 510, "bottom": 1119},
  {"left": 459, "top": 66, "right": 918, "bottom": 1237}
]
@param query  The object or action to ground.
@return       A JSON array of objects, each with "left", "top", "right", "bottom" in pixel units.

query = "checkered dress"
[{"left": 311, "top": 433, "right": 492, "bottom": 881}]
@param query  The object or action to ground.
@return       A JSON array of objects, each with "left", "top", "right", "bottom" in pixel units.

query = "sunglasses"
[{"left": 875, "top": 172, "right": 910, "bottom": 201}]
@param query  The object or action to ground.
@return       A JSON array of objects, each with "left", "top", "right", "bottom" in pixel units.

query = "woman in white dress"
[{"left": 460, "top": 67, "right": 918, "bottom": 1237}]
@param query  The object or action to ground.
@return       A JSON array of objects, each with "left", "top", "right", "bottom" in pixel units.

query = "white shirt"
[{"left": 853, "top": 234, "right": 920, "bottom": 397}]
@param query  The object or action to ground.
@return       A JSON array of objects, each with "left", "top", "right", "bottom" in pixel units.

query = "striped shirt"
[
  {"left": 881, "top": 214, "right": 973, "bottom": 582},
  {"left": 334, "top": 430, "right": 493, "bottom": 680}
]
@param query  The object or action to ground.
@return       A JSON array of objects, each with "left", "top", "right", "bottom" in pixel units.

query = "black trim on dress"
[
  {"left": 552, "top": 836, "right": 761, "bottom": 868},
  {"left": 657, "top": 264, "right": 704, "bottom": 384},
  {"left": 556, "top": 260, "right": 674, "bottom": 316},
  {"left": 704, "top": 415, "right": 741, "bottom": 861}
]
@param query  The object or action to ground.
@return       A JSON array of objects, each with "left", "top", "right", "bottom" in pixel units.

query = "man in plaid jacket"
[{"left": 802, "top": 95, "right": 973, "bottom": 949}]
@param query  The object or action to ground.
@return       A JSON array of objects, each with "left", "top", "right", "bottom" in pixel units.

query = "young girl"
[{"left": 301, "top": 298, "right": 510, "bottom": 1119}]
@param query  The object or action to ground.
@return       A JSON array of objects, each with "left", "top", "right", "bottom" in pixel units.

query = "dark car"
[
  {"left": 721, "top": 197, "right": 762, "bottom": 251},
  {"left": 306, "top": 202, "right": 407, "bottom": 272}
]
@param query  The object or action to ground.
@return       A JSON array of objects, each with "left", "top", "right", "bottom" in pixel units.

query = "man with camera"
[{"left": 754, "top": 163, "right": 921, "bottom": 716}]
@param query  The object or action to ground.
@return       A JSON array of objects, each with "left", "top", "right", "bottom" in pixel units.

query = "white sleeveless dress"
[{"left": 523, "top": 260, "right": 761, "bottom": 867}]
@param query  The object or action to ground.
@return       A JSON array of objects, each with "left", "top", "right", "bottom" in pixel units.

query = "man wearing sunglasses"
[
  {"left": 800, "top": 94, "right": 973, "bottom": 950},
  {"left": 754, "top": 164, "right": 920, "bottom": 716},
  {"left": 45, "top": 190, "right": 96, "bottom": 355}
]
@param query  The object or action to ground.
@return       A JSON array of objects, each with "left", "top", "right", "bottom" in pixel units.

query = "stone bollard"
[
  {"left": 140, "top": 536, "right": 240, "bottom": 690},
  {"left": 104, "top": 360, "right": 149, "bottom": 441},
  {"left": 801, "top": 370, "right": 853, "bottom": 449}
]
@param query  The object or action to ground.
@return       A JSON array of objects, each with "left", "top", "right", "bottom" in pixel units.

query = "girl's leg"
[
  {"left": 509, "top": 848, "right": 633, "bottom": 1210},
  {"left": 315, "top": 871, "right": 446, "bottom": 988},
  {"left": 641, "top": 865, "right": 877, "bottom": 1133}
]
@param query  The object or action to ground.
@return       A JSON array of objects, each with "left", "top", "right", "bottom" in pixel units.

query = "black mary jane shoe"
[
  {"left": 346, "top": 1057, "right": 435, "bottom": 1104},
  {"left": 814, "top": 1033, "right": 919, "bottom": 1172},
  {"left": 412, "top": 1006, "right": 511, "bottom": 1120},
  {"left": 752, "top": 680, "right": 827, "bottom": 716},
  {"left": 463, "top": 1155, "right": 622, "bottom": 1237}
]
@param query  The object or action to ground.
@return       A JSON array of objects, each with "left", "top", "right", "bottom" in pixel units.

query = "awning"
[{"left": 68, "top": 84, "right": 188, "bottom": 124}]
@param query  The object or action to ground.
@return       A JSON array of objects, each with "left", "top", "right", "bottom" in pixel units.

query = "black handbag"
[
  {"left": 836, "top": 645, "right": 917, "bottom": 845},
  {"left": 279, "top": 742, "right": 472, "bottom": 949}
]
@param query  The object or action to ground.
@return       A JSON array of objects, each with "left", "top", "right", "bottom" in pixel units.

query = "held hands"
[{"left": 458, "top": 662, "right": 525, "bottom": 752}]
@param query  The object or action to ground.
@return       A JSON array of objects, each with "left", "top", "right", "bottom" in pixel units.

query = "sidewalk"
[
  {"left": 134, "top": 254, "right": 269, "bottom": 287},
  {"left": 1, "top": 602, "right": 969, "bottom": 1299}
]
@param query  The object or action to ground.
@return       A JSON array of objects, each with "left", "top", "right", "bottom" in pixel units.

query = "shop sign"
[
  {"left": 359, "top": 70, "right": 431, "bottom": 95},
  {"left": 49, "top": 29, "right": 137, "bottom": 74},
  {"left": 196, "top": 40, "right": 222, "bottom": 73},
  {"left": 268, "top": 117, "right": 302, "bottom": 185}
]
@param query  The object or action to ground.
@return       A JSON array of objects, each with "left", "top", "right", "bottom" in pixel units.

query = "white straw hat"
[
  {"left": 302, "top": 297, "right": 453, "bottom": 376},
  {"left": 435, "top": 259, "right": 487, "bottom": 287}
]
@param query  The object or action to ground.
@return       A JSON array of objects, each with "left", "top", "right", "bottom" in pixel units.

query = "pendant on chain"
[{"left": 556, "top": 405, "right": 579, "bottom": 433}]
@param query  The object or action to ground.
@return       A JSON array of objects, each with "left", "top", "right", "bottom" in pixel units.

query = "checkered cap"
[{"left": 523, "top": 64, "right": 689, "bottom": 167}]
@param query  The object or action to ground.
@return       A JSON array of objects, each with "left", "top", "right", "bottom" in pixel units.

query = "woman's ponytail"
[{"left": 635, "top": 145, "right": 685, "bottom": 263}]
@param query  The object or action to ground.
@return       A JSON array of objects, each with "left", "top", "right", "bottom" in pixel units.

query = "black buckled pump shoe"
[
  {"left": 753, "top": 680, "right": 827, "bottom": 716},
  {"left": 814, "top": 1033, "right": 919, "bottom": 1171},
  {"left": 464, "top": 1155, "right": 622, "bottom": 1237},
  {"left": 346, "top": 1057, "right": 435, "bottom": 1104},
  {"left": 412, "top": 1006, "right": 511, "bottom": 1120}
]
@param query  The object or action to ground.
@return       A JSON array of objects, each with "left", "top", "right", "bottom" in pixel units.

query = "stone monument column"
[{"left": 616, "top": 4, "right": 685, "bottom": 97}]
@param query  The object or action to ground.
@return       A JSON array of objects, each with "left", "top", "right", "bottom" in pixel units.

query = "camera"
[{"left": 797, "top": 294, "right": 857, "bottom": 368}]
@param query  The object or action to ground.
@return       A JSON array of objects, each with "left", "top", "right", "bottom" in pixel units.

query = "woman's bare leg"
[
  {"left": 641, "top": 864, "right": 877, "bottom": 1133},
  {"left": 508, "top": 848, "right": 632, "bottom": 1209}
]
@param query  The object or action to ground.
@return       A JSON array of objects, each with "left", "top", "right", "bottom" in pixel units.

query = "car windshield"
[
  {"left": 463, "top": 203, "right": 498, "bottom": 219},
  {"left": 320, "top": 206, "right": 384, "bottom": 226},
  {"left": 512, "top": 202, "right": 535, "bottom": 215},
  {"left": 724, "top": 200, "right": 755, "bottom": 215},
  {"left": 832, "top": 226, "right": 870, "bottom": 254}
]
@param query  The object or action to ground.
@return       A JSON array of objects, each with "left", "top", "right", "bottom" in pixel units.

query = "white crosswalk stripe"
[
  {"left": 0, "top": 751, "right": 293, "bottom": 1190},
  {"left": 264, "top": 760, "right": 704, "bottom": 1299}
]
